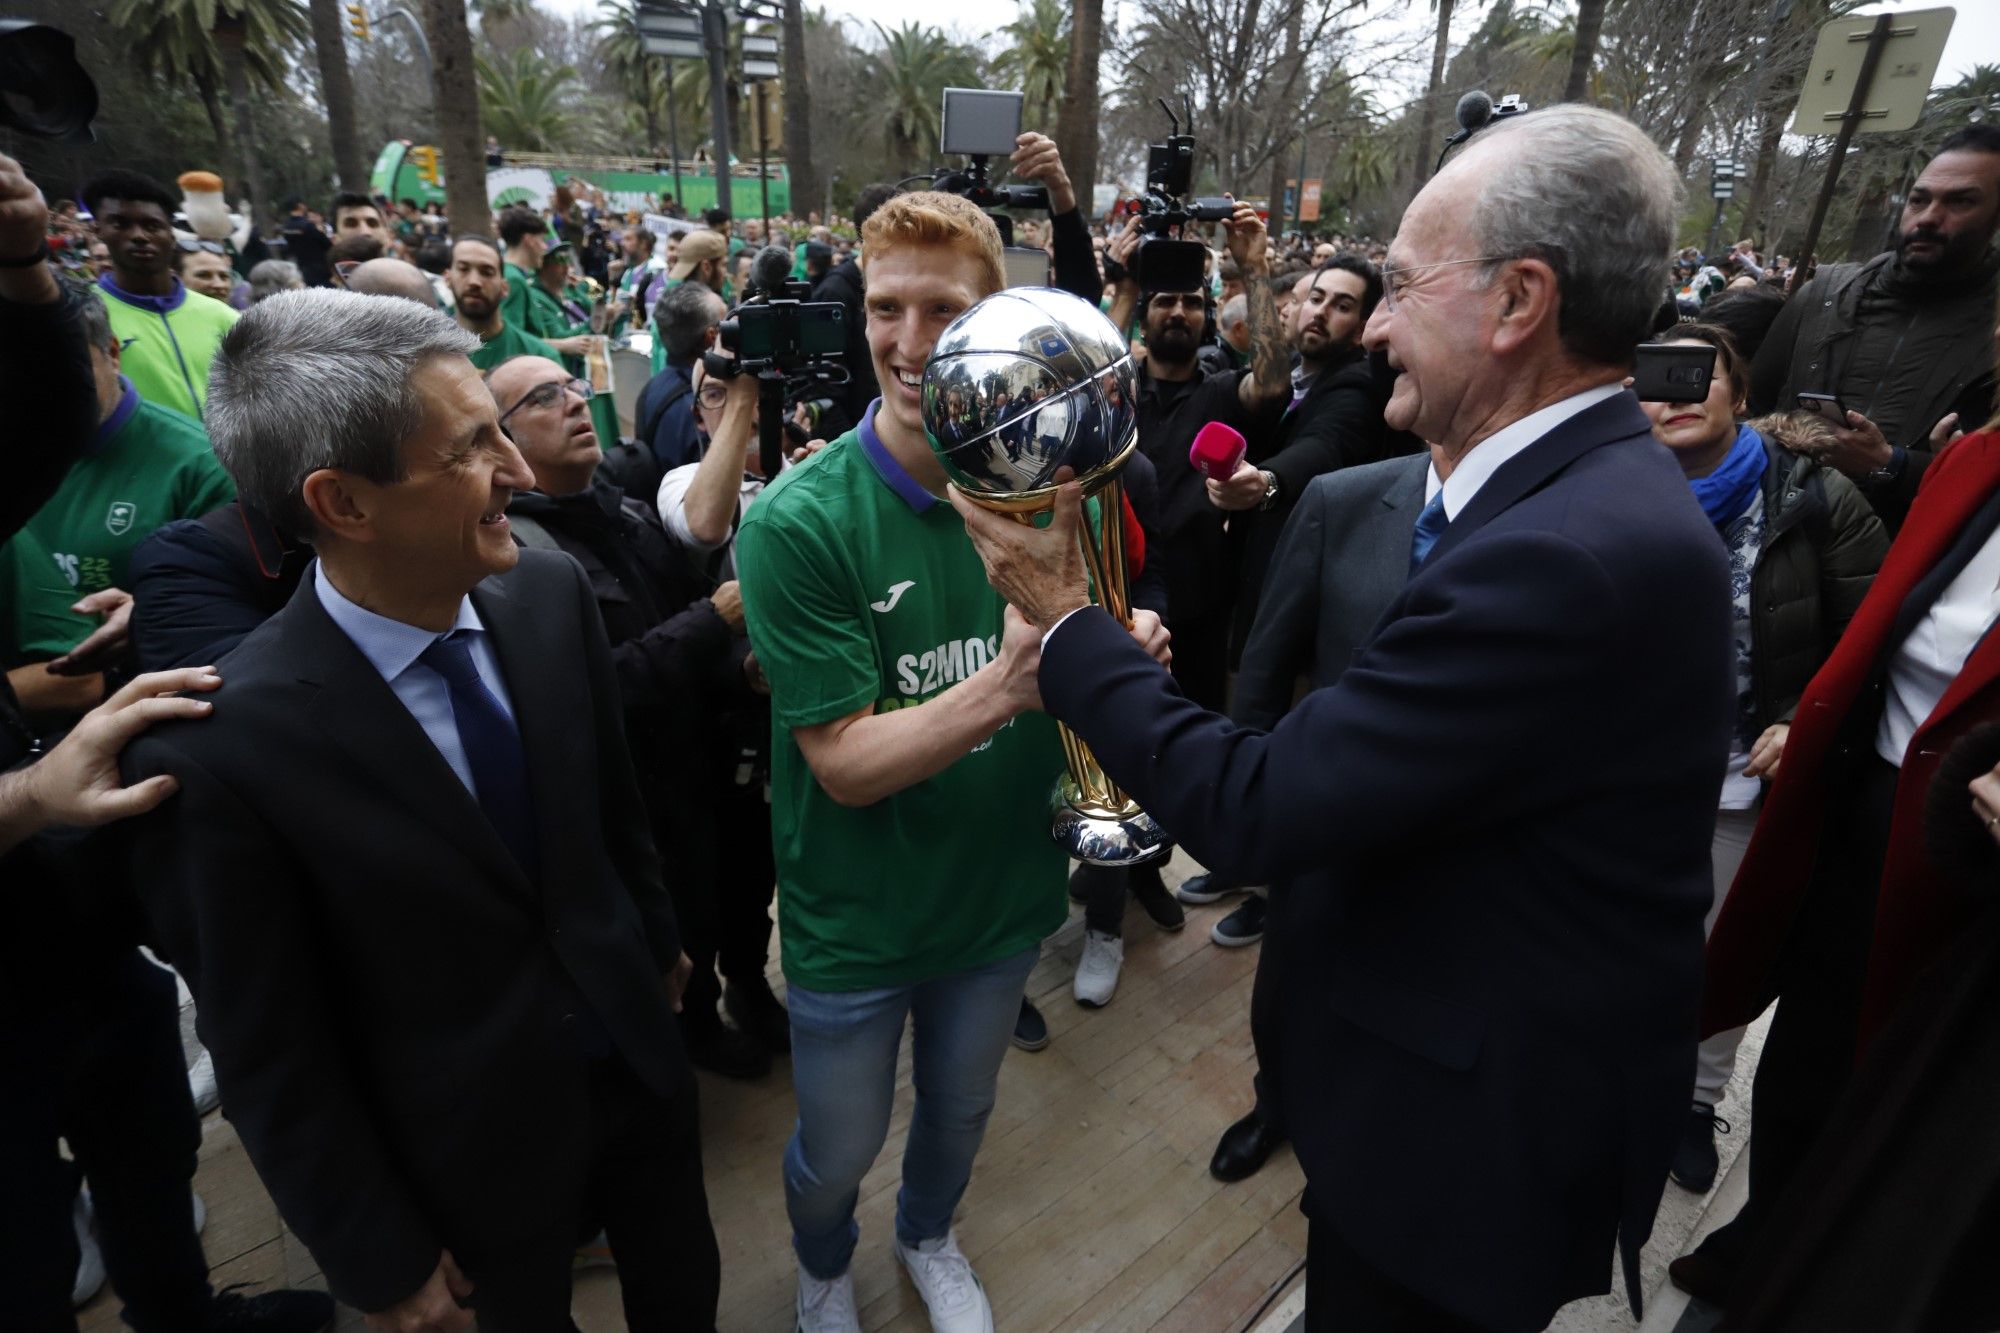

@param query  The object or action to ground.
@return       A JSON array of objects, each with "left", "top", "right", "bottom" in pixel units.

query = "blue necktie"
[
  {"left": 419, "top": 631, "right": 539, "bottom": 878},
  {"left": 1410, "top": 490, "right": 1450, "bottom": 574}
]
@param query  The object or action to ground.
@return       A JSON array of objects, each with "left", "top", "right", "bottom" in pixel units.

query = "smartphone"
[
  {"left": 1630, "top": 342, "right": 1714, "bottom": 404},
  {"left": 1795, "top": 392, "right": 1849, "bottom": 427},
  {"left": 940, "top": 88, "right": 1023, "bottom": 158},
  {"left": 1002, "top": 245, "right": 1048, "bottom": 289}
]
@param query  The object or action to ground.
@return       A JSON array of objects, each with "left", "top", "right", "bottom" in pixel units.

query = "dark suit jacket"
[
  {"left": 1232, "top": 453, "right": 1426, "bottom": 730},
  {"left": 1042, "top": 393, "right": 1734, "bottom": 1331},
  {"left": 123, "top": 549, "right": 688, "bottom": 1312}
]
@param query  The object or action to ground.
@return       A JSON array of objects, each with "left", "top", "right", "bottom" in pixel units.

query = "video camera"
[
  {"left": 930, "top": 87, "right": 1048, "bottom": 248},
  {"left": 0, "top": 21, "right": 98, "bottom": 144},
  {"left": 704, "top": 246, "right": 849, "bottom": 476},
  {"left": 1126, "top": 98, "right": 1234, "bottom": 294}
]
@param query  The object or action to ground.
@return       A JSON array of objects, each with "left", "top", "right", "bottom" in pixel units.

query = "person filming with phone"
[{"left": 1748, "top": 125, "right": 2000, "bottom": 533}]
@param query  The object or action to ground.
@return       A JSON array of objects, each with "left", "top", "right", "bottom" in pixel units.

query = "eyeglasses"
[
  {"left": 696, "top": 384, "right": 729, "bottom": 408},
  {"left": 177, "top": 238, "right": 227, "bottom": 255},
  {"left": 333, "top": 260, "right": 362, "bottom": 282},
  {"left": 500, "top": 376, "right": 594, "bottom": 424},
  {"left": 1378, "top": 255, "right": 1511, "bottom": 312}
]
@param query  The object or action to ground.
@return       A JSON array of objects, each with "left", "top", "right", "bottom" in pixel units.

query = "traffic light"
[
  {"left": 346, "top": 3, "right": 369, "bottom": 40},
  {"left": 410, "top": 145, "right": 438, "bottom": 187}
]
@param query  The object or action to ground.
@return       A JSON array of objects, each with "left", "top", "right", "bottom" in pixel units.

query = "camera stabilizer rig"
[
  {"left": 930, "top": 159, "right": 1047, "bottom": 247},
  {"left": 704, "top": 280, "right": 849, "bottom": 479},
  {"left": 1126, "top": 97, "right": 1234, "bottom": 294}
]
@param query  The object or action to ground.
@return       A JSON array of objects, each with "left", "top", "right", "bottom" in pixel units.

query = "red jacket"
[{"left": 1703, "top": 428, "right": 2000, "bottom": 1051}]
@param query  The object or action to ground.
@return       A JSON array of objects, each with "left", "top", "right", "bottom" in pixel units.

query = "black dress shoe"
[
  {"left": 1012, "top": 997, "right": 1049, "bottom": 1051},
  {"left": 1131, "top": 867, "right": 1185, "bottom": 932},
  {"left": 1667, "top": 1251, "right": 1736, "bottom": 1307},
  {"left": 1209, "top": 1108, "right": 1285, "bottom": 1182},
  {"left": 1669, "top": 1101, "right": 1727, "bottom": 1193},
  {"left": 682, "top": 1016, "right": 773, "bottom": 1079},
  {"left": 725, "top": 977, "right": 792, "bottom": 1053},
  {"left": 204, "top": 1285, "right": 335, "bottom": 1332}
]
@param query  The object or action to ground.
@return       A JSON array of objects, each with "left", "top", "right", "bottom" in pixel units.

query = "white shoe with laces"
[
  {"left": 71, "top": 1190, "right": 105, "bottom": 1307},
  {"left": 895, "top": 1231, "right": 994, "bottom": 1333},
  {"left": 1073, "top": 929, "right": 1124, "bottom": 1008},
  {"left": 188, "top": 1047, "right": 219, "bottom": 1116},
  {"left": 795, "top": 1261, "right": 861, "bottom": 1332}
]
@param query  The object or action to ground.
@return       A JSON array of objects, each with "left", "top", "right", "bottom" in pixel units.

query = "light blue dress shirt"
[{"left": 312, "top": 561, "right": 519, "bottom": 797}]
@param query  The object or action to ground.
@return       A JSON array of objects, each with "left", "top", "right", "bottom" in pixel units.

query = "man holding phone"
[{"left": 1748, "top": 125, "right": 2000, "bottom": 532}]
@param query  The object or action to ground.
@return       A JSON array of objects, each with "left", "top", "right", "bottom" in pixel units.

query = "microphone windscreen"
[
  {"left": 749, "top": 244, "right": 794, "bottom": 297},
  {"left": 1189, "top": 420, "right": 1248, "bottom": 482},
  {"left": 1454, "top": 89, "right": 1495, "bottom": 133}
]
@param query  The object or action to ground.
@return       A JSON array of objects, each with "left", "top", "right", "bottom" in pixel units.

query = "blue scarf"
[{"left": 1689, "top": 423, "right": 1765, "bottom": 528}]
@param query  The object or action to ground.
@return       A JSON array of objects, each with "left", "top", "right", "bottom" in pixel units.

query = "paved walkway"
[{"left": 80, "top": 853, "right": 1767, "bottom": 1331}]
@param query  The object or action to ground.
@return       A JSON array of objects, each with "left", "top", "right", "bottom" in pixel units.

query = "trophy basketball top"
[{"left": 921, "top": 286, "right": 1140, "bottom": 513}]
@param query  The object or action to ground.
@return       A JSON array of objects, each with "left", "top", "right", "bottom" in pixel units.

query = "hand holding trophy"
[{"left": 924, "top": 287, "right": 1168, "bottom": 867}]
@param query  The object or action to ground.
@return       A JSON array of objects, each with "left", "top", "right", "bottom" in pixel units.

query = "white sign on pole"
[{"left": 1789, "top": 6, "right": 1955, "bottom": 136}]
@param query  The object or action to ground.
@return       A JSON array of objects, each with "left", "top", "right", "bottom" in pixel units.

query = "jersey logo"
[
  {"left": 870, "top": 580, "right": 916, "bottom": 614},
  {"left": 105, "top": 501, "right": 136, "bottom": 536}
]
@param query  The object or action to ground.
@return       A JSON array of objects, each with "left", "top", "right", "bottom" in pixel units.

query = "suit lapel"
[
  {"left": 1371, "top": 456, "right": 1426, "bottom": 598},
  {"left": 472, "top": 567, "right": 594, "bottom": 902},
  {"left": 1423, "top": 393, "right": 1652, "bottom": 569},
  {"left": 282, "top": 575, "right": 536, "bottom": 906}
]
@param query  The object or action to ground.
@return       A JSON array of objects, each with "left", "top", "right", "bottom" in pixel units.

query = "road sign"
[
  {"left": 637, "top": 8, "right": 703, "bottom": 59},
  {"left": 1299, "top": 178, "right": 1322, "bottom": 223},
  {"left": 1711, "top": 160, "right": 1737, "bottom": 201},
  {"left": 1790, "top": 6, "right": 1954, "bottom": 136},
  {"left": 742, "top": 33, "right": 779, "bottom": 80}
]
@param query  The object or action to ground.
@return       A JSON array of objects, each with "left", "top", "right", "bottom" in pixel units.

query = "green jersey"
[
  {"left": 736, "top": 412, "right": 1069, "bottom": 992},
  {"left": 466, "top": 322, "right": 561, "bottom": 375},
  {"left": 499, "top": 261, "right": 538, "bottom": 340},
  {"left": 2, "top": 382, "right": 234, "bottom": 657},
  {"left": 94, "top": 277, "right": 238, "bottom": 420}
]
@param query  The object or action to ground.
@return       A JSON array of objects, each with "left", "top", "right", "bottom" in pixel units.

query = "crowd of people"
[{"left": 2, "top": 99, "right": 1998, "bottom": 1333}]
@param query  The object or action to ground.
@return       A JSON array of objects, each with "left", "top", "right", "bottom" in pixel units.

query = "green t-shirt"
[
  {"left": 94, "top": 280, "right": 238, "bottom": 421},
  {"left": 466, "top": 322, "right": 562, "bottom": 374},
  {"left": 3, "top": 387, "right": 235, "bottom": 658},
  {"left": 499, "top": 261, "right": 539, "bottom": 340},
  {"left": 735, "top": 422, "right": 1068, "bottom": 992}
]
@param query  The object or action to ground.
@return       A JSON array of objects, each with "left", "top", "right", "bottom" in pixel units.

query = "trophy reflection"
[{"left": 922, "top": 287, "right": 1168, "bottom": 867}]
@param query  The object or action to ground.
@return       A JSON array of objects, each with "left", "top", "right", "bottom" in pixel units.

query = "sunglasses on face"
[{"left": 177, "top": 238, "right": 227, "bottom": 255}]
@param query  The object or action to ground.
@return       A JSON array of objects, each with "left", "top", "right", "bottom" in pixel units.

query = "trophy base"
[{"left": 1051, "top": 776, "right": 1170, "bottom": 868}]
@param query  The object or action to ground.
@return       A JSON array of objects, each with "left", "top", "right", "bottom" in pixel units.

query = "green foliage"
[
  {"left": 865, "top": 22, "right": 985, "bottom": 165},
  {"left": 477, "top": 48, "right": 583, "bottom": 153},
  {"left": 994, "top": 0, "right": 1070, "bottom": 131},
  {"left": 106, "top": 0, "right": 310, "bottom": 95}
]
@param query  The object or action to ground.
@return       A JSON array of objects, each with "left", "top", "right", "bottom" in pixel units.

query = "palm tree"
[
  {"left": 308, "top": 0, "right": 367, "bottom": 192},
  {"left": 422, "top": 0, "right": 488, "bottom": 237},
  {"left": 1410, "top": 0, "right": 1456, "bottom": 188},
  {"left": 866, "top": 23, "right": 983, "bottom": 167},
  {"left": 1562, "top": 0, "right": 1606, "bottom": 103},
  {"left": 478, "top": 48, "right": 582, "bottom": 152},
  {"left": 1056, "top": 0, "right": 1104, "bottom": 219},
  {"left": 592, "top": 0, "right": 664, "bottom": 149},
  {"left": 1334, "top": 134, "right": 1394, "bottom": 206},
  {"left": 106, "top": 0, "right": 309, "bottom": 224},
  {"left": 994, "top": 0, "right": 1069, "bottom": 132},
  {"left": 781, "top": 0, "right": 820, "bottom": 218}
]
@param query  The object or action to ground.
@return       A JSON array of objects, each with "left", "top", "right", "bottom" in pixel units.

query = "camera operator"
[
  {"left": 1105, "top": 201, "right": 1291, "bottom": 710},
  {"left": 812, "top": 182, "right": 900, "bottom": 426},
  {"left": 1009, "top": 131, "right": 1102, "bottom": 304},
  {"left": 485, "top": 353, "right": 778, "bottom": 1080}
]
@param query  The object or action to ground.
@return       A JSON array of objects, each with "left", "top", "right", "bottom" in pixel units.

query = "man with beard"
[
  {"left": 446, "top": 234, "right": 563, "bottom": 374},
  {"left": 1749, "top": 124, "right": 2000, "bottom": 533},
  {"left": 1104, "top": 204, "right": 1291, "bottom": 711}
]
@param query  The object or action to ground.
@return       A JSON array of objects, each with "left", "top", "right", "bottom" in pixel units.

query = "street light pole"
[
  {"left": 664, "top": 57, "right": 682, "bottom": 209},
  {"left": 702, "top": 0, "right": 732, "bottom": 217}
]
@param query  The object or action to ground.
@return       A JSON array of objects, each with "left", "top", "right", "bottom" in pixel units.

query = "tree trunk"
[
  {"left": 1740, "top": 109, "right": 1785, "bottom": 247},
  {"left": 309, "top": 0, "right": 369, "bottom": 194},
  {"left": 1411, "top": 0, "right": 1455, "bottom": 188},
  {"left": 1673, "top": 105, "right": 1707, "bottom": 174},
  {"left": 422, "top": 0, "right": 488, "bottom": 238},
  {"left": 1563, "top": 0, "right": 1607, "bottom": 104},
  {"left": 780, "top": 0, "right": 818, "bottom": 219},
  {"left": 1056, "top": 0, "right": 1104, "bottom": 222},
  {"left": 195, "top": 70, "right": 235, "bottom": 166},
  {"left": 1267, "top": 3, "right": 1303, "bottom": 233},
  {"left": 213, "top": 22, "right": 269, "bottom": 238}
]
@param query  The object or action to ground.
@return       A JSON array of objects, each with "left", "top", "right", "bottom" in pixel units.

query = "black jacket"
[
  {"left": 129, "top": 504, "right": 310, "bottom": 672},
  {"left": 813, "top": 255, "right": 878, "bottom": 424},
  {"left": 4, "top": 277, "right": 95, "bottom": 546},
  {"left": 123, "top": 550, "right": 688, "bottom": 1312}
]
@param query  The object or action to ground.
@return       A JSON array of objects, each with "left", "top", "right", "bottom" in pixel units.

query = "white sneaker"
[
  {"left": 188, "top": 1048, "right": 219, "bottom": 1116},
  {"left": 1073, "top": 929, "right": 1124, "bottom": 1008},
  {"left": 795, "top": 1261, "right": 861, "bottom": 1332},
  {"left": 71, "top": 1190, "right": 105, "bottom": 1307},
  {"left": 895, "top": 1231, "right": 994, "bottom": 1333},
  {"left": 192, "top": 1189, "right": 206, "bottom": 1236}
]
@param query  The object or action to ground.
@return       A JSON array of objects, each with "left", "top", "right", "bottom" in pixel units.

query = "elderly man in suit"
[
  {"left": 953, "top": 105, "right": 1734, "bottom": 1332},
  {"left": 123, "top": 289, "right": 720, "bottom": 1331}
]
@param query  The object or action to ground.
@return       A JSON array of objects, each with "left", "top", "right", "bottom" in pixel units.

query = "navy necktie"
[
  {"left": 419, "top": 631, "right": 539, "bottom": 878},
  {"left": 1410, "top": 490, "right": 1450, "bottom": 574}
]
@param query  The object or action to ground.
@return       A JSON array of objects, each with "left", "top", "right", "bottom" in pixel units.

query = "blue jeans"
[{"left": 783, "top": 946, "right": 1037, "bottom": 1279}]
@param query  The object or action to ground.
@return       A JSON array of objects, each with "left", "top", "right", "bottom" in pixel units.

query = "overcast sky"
[{"left": 540, "top": 0, "right": 1996, "bottom": 105}]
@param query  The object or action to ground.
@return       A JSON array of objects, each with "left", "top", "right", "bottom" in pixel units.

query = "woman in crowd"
[{"left": 1639, "top": 322, "right": 1890, "bottom": 1192}]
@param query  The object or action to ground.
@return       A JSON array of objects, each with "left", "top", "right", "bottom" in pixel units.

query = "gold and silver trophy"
[{"left": 922, "top": 286, "right": 1169, "bottom": 867}]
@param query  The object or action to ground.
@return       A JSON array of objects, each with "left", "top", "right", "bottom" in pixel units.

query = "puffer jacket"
[{"left": 1745, "top": 415, "right": 1890, "bottom": 732}]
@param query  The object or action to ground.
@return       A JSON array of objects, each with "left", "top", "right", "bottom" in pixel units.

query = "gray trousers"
[{"left": 1695, "top": 803, "right": 1759, "bottom": 1106}]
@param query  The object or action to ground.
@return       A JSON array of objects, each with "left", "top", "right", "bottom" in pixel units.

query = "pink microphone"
[{"left": 1188, "top": 421, "right": 1247, "bottom": 482}]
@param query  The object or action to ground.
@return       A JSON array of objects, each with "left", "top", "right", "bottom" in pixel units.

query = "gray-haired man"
[{"left": 122, "top": 289, "right": 720, "bottom": 1331}]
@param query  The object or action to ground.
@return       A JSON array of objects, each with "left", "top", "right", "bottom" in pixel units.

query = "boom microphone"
[
  {"left": 1444, "top": 90, "right": 1494, "bottom": 149},
  {"left": 748, "top": 244, "right": 795, "bottom": 298}
]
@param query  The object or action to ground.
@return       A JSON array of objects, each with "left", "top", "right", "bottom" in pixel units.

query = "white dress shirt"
[
  {"left": 1423, "top": 382, "right": 1624, "bottom": 517},
  {"left": 313, "top": 560, "right": 519, "bottom": 797},
  {"left": 1875, "top": 523, "right": 2000, "bottom": 767}
]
